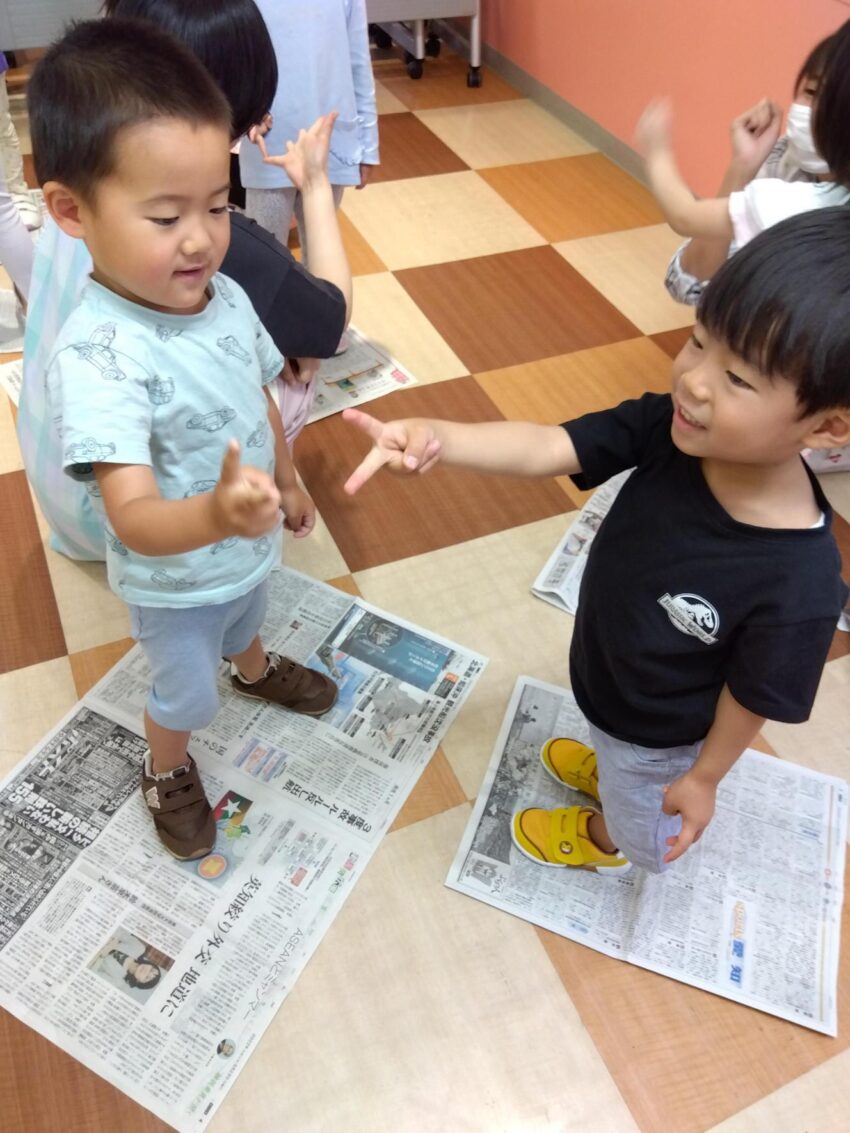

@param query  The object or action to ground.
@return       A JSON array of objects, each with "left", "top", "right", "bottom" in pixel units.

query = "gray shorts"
[
  {"left": 589, "top": 722, "right": 702, "bottom": 874},
  {"left": 128, "top": 580, "right": 269, "bottom": 732}
]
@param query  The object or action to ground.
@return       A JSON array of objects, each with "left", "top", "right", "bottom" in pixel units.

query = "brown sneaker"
[
  {"left": 231, "top": 651, "right": 338, "bottom": 716},
  {"left": 141, "top": 756, "right": 216, "bottom": 861}
]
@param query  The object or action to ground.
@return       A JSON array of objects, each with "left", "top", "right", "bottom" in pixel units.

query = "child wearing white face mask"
[
  {"left": 640, "top": 23, "right": 850, "bottom": 474},
  {"left": 650, "top": 27, "right": 846, "bottom": 308}
]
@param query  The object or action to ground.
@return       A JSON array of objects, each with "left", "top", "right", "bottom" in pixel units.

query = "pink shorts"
[{"left": 268, "top": 372, "right": 316, "bottom": 449}]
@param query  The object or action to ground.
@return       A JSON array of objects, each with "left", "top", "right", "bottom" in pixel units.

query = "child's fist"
[
  {"left": 213, "top": 440, "right": 281, "bottom": 538},
  {"left": 342, "top": 408, "right": 442, "bottom": 495}
]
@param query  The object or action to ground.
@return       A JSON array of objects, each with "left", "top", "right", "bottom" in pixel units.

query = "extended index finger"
[
  {"left": 343, "top": 446, "right": 392, "bottom": 496},
  {"left": 342, "top": 407, "right": 386, "bottom": 443}
]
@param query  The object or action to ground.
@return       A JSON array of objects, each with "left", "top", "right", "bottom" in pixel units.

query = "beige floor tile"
[
  {"left": 761, "top": 654, "right": 850, "bottom": 788},
  {"left": 281, "top": 501, "right": 349, "bottom": 582},
  {"left": 0, "top": 394, "right": 22, "bottom": 474},
  {"left": 0, "top": 657, "right": 78, "bottom": 776},
  {"left": 340, "top": 171, "right": 545, "bottom": 271},
  {"left": 44, "top": 547, "right": 131, "bottom": 655},
  {"left": 349, "top": 272, "right": 468, "bottom": 384},
  {"left": 211, "top": 806, "right": 638, "bottom": 1133},
  {"left": 819, "top": 471, "right": 850, "bottom": 525},
  {"left": 706, "top": 1048, "right": 850, "bottom": 1133},
  {"left": 374, "top": 80, "right": 407, "bottom": 116},
  {"left": 555, "top": 224, "right": 696, "bottom": 335},
  {"left": 416, "top": 100, "right": 595, "bottom": 169},
  {"left": 354, "top": 516, "right": 576, "bottom": 799}
]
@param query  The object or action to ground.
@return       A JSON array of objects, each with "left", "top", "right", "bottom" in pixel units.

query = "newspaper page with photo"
[
  {"left": 446, "top": 676, "right": 847, "bottom": 1036},
  {"left": 531, "top": 470, "right": 631, "bottom": 615},
  {"left": 0, "top": 357, "right": 22, "bottom": 405},
  {"left": 0, "top": 569, "right": 486, "bottom": 1132},
  {"left": 307, "top": 326, "right": 417, "bottom": 424}
]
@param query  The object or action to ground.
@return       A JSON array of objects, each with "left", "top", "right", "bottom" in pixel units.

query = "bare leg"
[
  {"left": 588, "top": 811, "right": 618, "bottom": 854},
  {"left": 144, "top": 708, "right": 191, "bottom": 774},
  {"left": 227, "top": 635, "right": 268, "bottom": 682}
]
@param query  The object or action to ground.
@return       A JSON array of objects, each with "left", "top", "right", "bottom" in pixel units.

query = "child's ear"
[
  {"left": 803, "top": 410, "right": 850, "bottom": 450},
  {"left": 42, "top": 181, "right": 88, "bottom": 238}
]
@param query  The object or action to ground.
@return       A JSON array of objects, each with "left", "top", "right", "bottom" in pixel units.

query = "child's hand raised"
[
  {"left": 729, "top": 97, "right": 782, "bottom": 175},
  {"left": 212, "top": 440, "right": 281, "bottom": 538},
  {"left": 342, "top": 408, "right": 443, "bottom": 495},
  {"left": 635, "top": 97, "right": 673, "bottom": 156},
  {"left": 253, "top": 112, "right": 338, "bottom": 192}
]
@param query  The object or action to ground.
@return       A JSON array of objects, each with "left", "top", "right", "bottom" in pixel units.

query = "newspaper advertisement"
[
  {"left": 446, "top": 676, "right": 847, "bottom": 1035},
  {"left": 531, "top": 470, "right": 631, "bottom": 615},
  {"left": 308, "top": 325, "right": 417, "bottom": 423},
  {"left": 0, "top": 357, "right": 22, "bottom": 404},
  {"left": 0, "top": 568, "right": 486, "bottom": 1131}
]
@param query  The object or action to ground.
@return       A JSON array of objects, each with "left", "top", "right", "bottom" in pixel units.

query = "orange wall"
[{"left": 480, "top": 0, "right": 848, "bottom": 194}]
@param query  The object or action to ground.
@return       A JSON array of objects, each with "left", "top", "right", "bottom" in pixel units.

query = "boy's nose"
[
  {"left": 181, "top": 225, "right": 213, "bottom": 257},
  {"left": 680, "top": 364, "right": 711, "bottom": 401}
]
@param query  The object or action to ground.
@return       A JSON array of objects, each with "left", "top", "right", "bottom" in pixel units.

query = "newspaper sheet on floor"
[
  {"left": 531, "top": 470, "right": 630, "bottom": 615},
  {"left": 0, "top": 356, "right": 22, "bottom": 403},
  {"left": 307, "top": 325, "right": 417, "bottom": 423},
  {"left": 446, "top": 676, "right": 847, "bottom": 1035},
  {"left": 0, "top": 568, "right": 486, "bottom": 1131}
]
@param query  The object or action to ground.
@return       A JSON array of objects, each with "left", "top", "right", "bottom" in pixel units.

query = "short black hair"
[
  {"left": 794, "top": 32, "right": 834, "bottom": 93},
  {"left": 698, "top": 207, "right": 850, "bottom": 415},
  {"left": 102, "top": 0, "right": 277, "bottom": 141},
  {"left": 29, "top": 18, "right": 232, "bottom": 200},
  {"left": 813, "top": 19, "right": 850, "bottom": 185}
]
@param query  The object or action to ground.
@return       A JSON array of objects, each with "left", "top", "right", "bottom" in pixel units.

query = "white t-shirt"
[{"left": 728, "top": 178, "right": 850, "bottom": 245}]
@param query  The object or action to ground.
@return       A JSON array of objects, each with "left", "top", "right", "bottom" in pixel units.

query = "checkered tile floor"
[{"left": 1, "top": 49, "right": 850, "bottom": 1133}]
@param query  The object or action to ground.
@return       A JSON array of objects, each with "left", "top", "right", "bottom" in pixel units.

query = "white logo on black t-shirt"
[{"left": 658, "top": 592, "right": 719, "bottom": 644}]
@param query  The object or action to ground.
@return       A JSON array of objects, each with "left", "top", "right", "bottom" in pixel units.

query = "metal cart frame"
[{"left": 367, "top": 1, "right": 481, "bottom": 85}]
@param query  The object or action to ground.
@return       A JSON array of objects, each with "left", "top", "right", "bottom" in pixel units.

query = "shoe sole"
[
  {"left": 230, "top": 681, "right": 339, "bottom": 716},
  {"left": 163, "top": 842, "right": 216, "bottom": 862}
]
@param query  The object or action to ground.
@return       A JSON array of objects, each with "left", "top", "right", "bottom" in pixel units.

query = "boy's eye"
[
  {"left": 209, "top": 206, "right": 229, "bottom": 216},
  {"left": 726, "top": 370, "right": 753, "bottom": 390},
  {"left": 148, "top": 217, "right": 178, "bottom": 227},
  {"left": 689, "top": 333, "right": 703, "bottom": 350}
]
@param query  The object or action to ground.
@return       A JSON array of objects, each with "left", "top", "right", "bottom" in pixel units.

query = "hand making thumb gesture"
[{"left": 213, "top": 440, "right": 281, "bottom": 538}]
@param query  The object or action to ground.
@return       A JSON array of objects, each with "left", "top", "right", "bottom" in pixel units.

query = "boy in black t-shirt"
[{"left": 341, "top": 208, "right": 850, "bottom": 875}]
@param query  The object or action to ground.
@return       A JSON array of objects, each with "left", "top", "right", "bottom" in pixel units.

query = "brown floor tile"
[
  {"left": 374, "top": 54, "right": 521, "bottom": 112},
  {"left": 23, "top": 154, "right": 36, "bottom": 189},
  {"left": 0, "top": 470, "right": 66, "bottom": 674},
  {"left": 0, "top": 1011, "right": 170, "bottom": 1133},
  {"left": 480, "top": 154, "right": 662, "bottom": 243},
  {"left": 369, "top": 113, "right": 469, "bottom": 183},
  {"left": 389, "top": 747, "right": 467, "bottom": 831},
  {"left": 475, "top": 337, "right": 673, "bottom": 505},
  {"left": 338, "top": 210, "right": 387, "bottom": 276},
  {"left": 327, "top": 573, "right": 362, "bottom": 597},
  {"left": 650, "top": 326, "right": 693, "bottom": 358},
  {"left": 538, "top": 845, "right": 850, "bottom": 1133},
  {"left": 296, "top": 375, "right": 571, "bottom": 572},
  {"left": 395, "top": 246, "right": 640, "bottom": 374},
  {"left": 68, "top": 638, "right": 135, "bottom": 699}
]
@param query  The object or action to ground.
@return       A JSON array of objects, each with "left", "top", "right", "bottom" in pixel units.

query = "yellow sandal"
[
  {"left": 511, "top": 806, "right": 630, "bottom": 874},
  {"left": 540, "top": 738, "right": 600, "bottom": 801}
]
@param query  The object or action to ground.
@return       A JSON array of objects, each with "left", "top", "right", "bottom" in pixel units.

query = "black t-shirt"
[
  {"left": 221, "top": 213, "right": 346, "bottom": 360},
  {"left": 563, "top": 393, "right": 848, "bottom": 747}
]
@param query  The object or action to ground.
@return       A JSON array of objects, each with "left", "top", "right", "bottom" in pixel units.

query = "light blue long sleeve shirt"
[{"left": 239, "top": 0, "right": 379, "bottom": 190}]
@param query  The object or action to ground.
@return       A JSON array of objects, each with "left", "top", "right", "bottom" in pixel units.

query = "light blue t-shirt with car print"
[{"left": 46, "top": 274, "right": 284, "bottom": 608}]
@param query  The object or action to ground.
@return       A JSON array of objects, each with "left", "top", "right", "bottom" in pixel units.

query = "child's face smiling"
[
  {"left": 669, "top": 326, "right": 817, "bottom": 465},
  {"left": 79, "top": 118, "right": 232, "bottom": 315}
]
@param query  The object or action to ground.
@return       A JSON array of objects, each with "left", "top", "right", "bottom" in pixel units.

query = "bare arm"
[
  {"left": 662, "top": 685, "right": 764, "bottom": 863},
  {"left": 342, "top": 409, "right": 580, "bottom": 495},
  {"left": 679, "top": 98, "right": 781, "bottom": 280},
  {"left": 636, "top": 99, "right": 734, "bottom": 241},
  {"left": 96, "top": 442, "right": 281, "bottom": 557},
  {"left": 265, "top": 385, "right": 316, "bottom": 538},
  {"left": 253, "top": 115, "right": 353, "bottom": 326}
]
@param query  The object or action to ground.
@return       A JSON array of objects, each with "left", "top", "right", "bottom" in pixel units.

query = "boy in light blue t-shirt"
[{"left": 30, "top": 20, "right": 338, "bottom": 861}]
